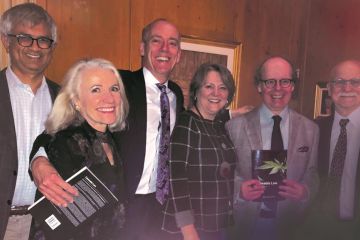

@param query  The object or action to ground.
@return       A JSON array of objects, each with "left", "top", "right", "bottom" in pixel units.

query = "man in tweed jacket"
[{"left": 226, "top": 56, "right": 319, "bottom": 240}]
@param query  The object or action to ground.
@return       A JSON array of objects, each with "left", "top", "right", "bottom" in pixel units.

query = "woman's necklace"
[{"left": 194, "top": 104, "right": 205, "bottom": 120}]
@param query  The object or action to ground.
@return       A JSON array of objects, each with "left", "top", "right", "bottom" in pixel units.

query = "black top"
[{"left": 30, "top": 121, "right": 125, "bottom": 240}]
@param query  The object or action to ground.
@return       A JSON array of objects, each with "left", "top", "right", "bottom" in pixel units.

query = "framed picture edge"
[{"left": 314, "top": 82, "right": 330, "bottom": 118}]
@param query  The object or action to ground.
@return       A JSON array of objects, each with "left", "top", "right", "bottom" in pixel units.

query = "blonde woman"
[{"left": 30, "top": 58, "right": 128, "bottom": 240}]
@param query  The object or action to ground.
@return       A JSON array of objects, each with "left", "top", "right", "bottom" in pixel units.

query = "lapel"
[
  {"left": 0, "top": 68, "right": 17, "bottom": 156},
  {"left": 45, "top": 78, "right": 59, "bottom": 102},
  {"left": 244, "top": 108, "right": 262, "bottom": 150},
  {"left": 287, "top": 109, "right": 300, "bottom": 172},
  {"left": 168, "top": 80, "right": 184, "bottom": 114},
  {"left": 322, "top": 117, "right": 333, "bottom": 175},
  {"left": 316, "top": 115, "right": 333, "bottom": 179},
  {"left": 126, "top": 69, "right": 147, "bottom": 127}
]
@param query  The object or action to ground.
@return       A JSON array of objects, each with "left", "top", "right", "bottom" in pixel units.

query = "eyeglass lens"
[
  {"left": 262, "top": 79, "right": 292, "bottom": 88},
  {"left": 331, "top": 79, "right": 360, "bottom": 88},
  {"left": 8, "top": 34, "right": 53, "bottom": 49}
]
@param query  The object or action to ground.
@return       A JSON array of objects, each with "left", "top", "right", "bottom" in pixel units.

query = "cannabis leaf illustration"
[{"left": 256, "top": 158, "right": 287, "bottom": 175}]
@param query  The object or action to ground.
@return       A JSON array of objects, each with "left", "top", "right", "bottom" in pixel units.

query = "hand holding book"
[
  {"left": 278, "top": 179, "right": 308, "bottom": 201},
  {"left": 28, "top": 167, "right": 119, "bottom": 238},
  {"left": 32, "top": 156, "right": 78, "bottom": 207},
  {"left": 240, "top": 179, "right": 265, "bottom": 201}
]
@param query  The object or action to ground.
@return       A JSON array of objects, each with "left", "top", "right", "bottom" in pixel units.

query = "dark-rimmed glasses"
[
  {"left": 260, "top": 79, "right": 293, "bottom": 89},
  {"left": 7, "top": 34, "right": 54, "bottom": 49},
  {"left": 330, "top": 79, "right": 360, "bottom": 89}
]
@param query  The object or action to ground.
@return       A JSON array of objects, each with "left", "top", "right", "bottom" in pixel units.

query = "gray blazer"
[
  {"left": 0, "top": 68, "right": 59, "bottom": 240},
  {"left": 226, "top": 107, "right": 319, "bottom": 239}
]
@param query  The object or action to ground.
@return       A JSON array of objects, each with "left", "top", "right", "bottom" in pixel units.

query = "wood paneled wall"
[
  {"left": 0, "top": 0, "right": 26, "bottom": 67},
  {"left": 42, "top": 0, "right": 131, "bottom": 80},
  {"left": 235, "top": 0, "right": 311, "bottom": 110},
  {"left": 301, "top": 0, "right": 360, "bottom": 118},
  {"left": 1, "top": 0, "right": 359, "bottom": 118},
  {"left": 128, "top": 0, "right": 244, "bottom": 69}
]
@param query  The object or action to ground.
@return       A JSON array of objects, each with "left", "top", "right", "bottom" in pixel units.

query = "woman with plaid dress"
[{"left": 163, "top": 63, "right": 237, "bottom": 240}]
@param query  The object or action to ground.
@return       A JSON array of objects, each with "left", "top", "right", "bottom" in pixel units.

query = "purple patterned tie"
[{"left": 156, "top": 84, "right": 170, "bottom": 204}]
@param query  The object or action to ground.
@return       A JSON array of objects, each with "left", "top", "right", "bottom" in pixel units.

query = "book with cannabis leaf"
[{"left": 251, "top": 150, "right": 287, "bottom": 201}]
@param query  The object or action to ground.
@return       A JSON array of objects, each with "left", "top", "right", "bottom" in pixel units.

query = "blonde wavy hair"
[{"left": 45, "top": 58, "right": 129, "bottom": 134}]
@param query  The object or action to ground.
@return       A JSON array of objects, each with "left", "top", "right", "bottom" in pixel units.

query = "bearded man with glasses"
[
  {"left": 0, "top": 3, "right": 59, "bottom": 240},
  {"left": 226, "top": 56, "right": 319, "bottom": 240}
]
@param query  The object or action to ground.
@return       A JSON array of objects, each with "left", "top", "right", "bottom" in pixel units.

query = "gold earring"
[{"left": 75, "top": 105, "right": 80, "bottom": 111}]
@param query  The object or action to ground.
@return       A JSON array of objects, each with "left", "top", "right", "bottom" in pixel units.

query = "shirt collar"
[
  {"left": 260, "top": 104, "right": 289, "bottom": 122},
  {"left": 6, "top": 67, "right": 47, "bottom": 92},
  {"left": 143, "top": 67, "right": 169, "bottom": 88},
  {"left": 334, "top": 106, "right": 360, "bottom": 129}
]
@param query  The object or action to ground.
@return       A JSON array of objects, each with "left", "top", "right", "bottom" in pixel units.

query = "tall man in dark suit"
[
  {"left": 116, "top": 19, "right": 184, "bottom": 240},
  {"left": 305, "top": 60, "right": 360, "bottom": 240},
  {"left": 0, "top": 3, "right": 59, "bottom": 240},
  {"left": 226, "top": 56, "right": 319, "bottom": 240}
]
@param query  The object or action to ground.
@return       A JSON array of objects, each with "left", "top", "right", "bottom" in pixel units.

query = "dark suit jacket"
[
  {"left": 114, "top": 69, "right": 184, "bottom": 199},
  {"left": 0, "top": 68, "right": 59, "bottom": 240},
  {"left": 316, "top": 115, "right": 360, "bottom": 221}
]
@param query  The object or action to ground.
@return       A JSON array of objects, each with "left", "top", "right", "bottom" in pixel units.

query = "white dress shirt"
[
  {"left": 330, "top": 107, "right": 360, "bottom": 219},
  {"left": 135, "top": 67, "right": 177, "bottom": 194},
  {"left": 6, "top": 67, "right": 52, "bottom": 206}
]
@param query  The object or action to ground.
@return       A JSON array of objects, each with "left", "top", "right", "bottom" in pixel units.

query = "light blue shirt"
[
  {"left": 6, "top": 67, "right": 52, "bottom": 206},
  {"left": 330, "top": 106, "right": 360, "bottom": 219},
  {"left": 259, "top": 104, "right": 290, "bottom": 150}
]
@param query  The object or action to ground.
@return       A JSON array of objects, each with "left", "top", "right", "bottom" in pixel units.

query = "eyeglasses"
[
  {"left": 7, "top": 34, "right": 54, "bottom": 49},
  {"left": 260, "top": 79, "right": 294, "bottom": 89},
  {"left": 330, "top": 79, "right": 360, "bottom": 88}
]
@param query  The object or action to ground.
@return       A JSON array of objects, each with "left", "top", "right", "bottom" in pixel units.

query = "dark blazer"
[
  {"left": 316, "top": 115, "right": 360, "bottom": 220},
  {"left": 114, "top": 69, "right": 184, "bottom": 199},
  {"left": 0, "top": 68, "right": 59, "bottom": 240}
]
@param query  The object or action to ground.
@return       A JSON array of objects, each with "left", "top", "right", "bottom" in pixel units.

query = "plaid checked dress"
[{"left": 162, "top": 110, "right": 236, "bottom": 233}]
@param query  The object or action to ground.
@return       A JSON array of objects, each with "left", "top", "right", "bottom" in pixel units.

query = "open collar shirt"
[{"left": 6, "top": 67, "right": 52, "bottom": 206}]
